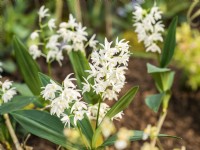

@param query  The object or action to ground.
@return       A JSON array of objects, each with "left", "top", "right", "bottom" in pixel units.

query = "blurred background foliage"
[{"left": 2, "top": 0, "right": 200, "bottom": 90}]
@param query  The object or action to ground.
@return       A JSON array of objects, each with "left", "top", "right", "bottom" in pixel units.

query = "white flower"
[
  {"left": 0, "top": 78, "right": 16, "bottom": 104},
  {"left": 133, "top": 5, "right": 164, "bottom": 53},
  {"left": 38, "top": 5, "right": 50, "bottom": 22},
  {"left": 1, "top": 80, "right": 13, "bottom": 91},
  {"left": 2, "top": 88, "right": 16, "bottom": 103},
  {"left": 73, "top": 110, "right": 85, "bottom": 125},
  {"left": 63, "top": 73, "right": 76, "bottom": 88},
  {"left": 30, "top": 31, "right": 39, "bottom": 40},
  {"left": 46, "top": 50, "right": 64, "bottom": 66},
  {"left": 46, "top": 35, "right": 60, "bottom": 50},
  {"left": 41, "top": 80, "right": 62, "bottom": 100},
  {"left": 67, "top": 14, "right": 78, "bottom": 29},
  {"left": 62, "top": 45, "right": 72, "bottom": 52},
  {"left": 71, "top": 101, "right": 88, "bottom": 113},
  {"left": 114, "top": 140, "right": 128, "bottom": 150},
  {"left": 29, "top": 45, "right": 42, "bottom": 59},
  {"left": 89, "top": 34, "right": 98, "bottom": 49},
  {"left": 84, "top": 38, "right": 130, "bottom": 101},
  {"left": 82, "top": 77, "right": 91, "bottom": 94},
  {"left": 112, "top": 111, "right": 124, "bottom": 121},
  {"left": 114, "top": 128, "right": 134, "bottom": 150},
  {"left": 61, "top": 114, "right": 71, "bottom": 128},
  {"left": 48, "top": 18, "right": 56, "bottom": 31},
  {"left": 50, "top": 96, "right": 69, "bottom": 117}
]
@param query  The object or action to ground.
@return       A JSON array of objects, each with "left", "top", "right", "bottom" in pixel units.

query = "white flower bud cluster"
[
  {"left": 83, "top": 38, "right": 130, "bottom": 101},
  {"left": 41, "top": 74, "right": 88, "bottom": 128},
  {"left": 0, "top": 63, "right": 16, "bottom": 105},
  {"left": 133, "top": 4, "right": 164, "bottom": 53},
  {"left": 29, "top": 5, "right": 98, "bottom": 66}
]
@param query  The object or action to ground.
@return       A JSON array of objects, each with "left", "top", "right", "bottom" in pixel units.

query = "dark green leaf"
[
  {"left": 105, "top": 86, "right": 139, "bottom": 119},
  {"left": 38, "top": 72, "right": 52, "bottom": 87},
  {"left": 13, "top": 36, "right": 41, "bottom": 95},
  {"left": 160, "top": 17, "right": 178, "bottom": 67},
  {"left": 77, "top": 114, "right": 94, "bottom": 147},
  {"left": 145, "top": 93, "right": 165, "bottom": 113},
  {"left": 0, "top": 96, "right": 36, "bottom": 115},
  {"left": 11, "top": 110, "right": 81, "bottom": 149},
  {"left": 92, "top": 86, "right": 139, "bottom": 148},
  {"left": 68, "top": 51, "right": 100, "bottom": 104},
  {"left": 99, "top": 130, "right": 181, "bottom": 148}
]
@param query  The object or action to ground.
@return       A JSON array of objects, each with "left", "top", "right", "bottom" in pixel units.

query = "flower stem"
[
  {"left": 150, "top": 94, "right": 170, "bottom": 148},
  {"left": 95, "top": 97, "right": 102, "bottom": 129},
  {"left": 3, "top": 113, "right": 23, "bottom": 150},
  {"left": 48, "top": 62, "right": 52, "bottom": 77}
]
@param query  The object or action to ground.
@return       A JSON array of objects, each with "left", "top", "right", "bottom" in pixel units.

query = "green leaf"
[
  {"left": 13, "top": 83, "right": 33, "bottom": 96},
  {"left": 77, "top": 115, "right": 94, "bottom": 147},
  {"left": 68, "top": 51, "right": 100, "bottom": 104},
  {"left": 11, "top": 110, "right": 81, "bottom": 149},
  {"left": 92, "top": 86, "right": 139, "bottom": 148},
  {"left": 38, "top": 72, "right": 52, "bottom": 87},
  {"left": 145, "top": 93, "right": 165, "bottom": 113},
  {"left": 160, "top": 17, "right": 178, "bottom": 68},
  {"left": 99, "top": 130, "right": 181, "bottom": 148},
  {"left": 13, "top": 36, "right": 41, "bottom": 95},
  {"left": 147, "top": 64, "right": 175, "bottom": 92},
  {"left": 105, "top": 86, "right": 139, "bottom": 119},
  {"left": 0, "top": 96, "right": 36, "bottom": 115},
  {"left": 147, "top": 63, "right": 170, "bottom": 74}
]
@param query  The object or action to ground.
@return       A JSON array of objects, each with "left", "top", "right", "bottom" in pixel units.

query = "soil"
[{"left": 9, "top": 57, "right": 200, "bottom": 149}]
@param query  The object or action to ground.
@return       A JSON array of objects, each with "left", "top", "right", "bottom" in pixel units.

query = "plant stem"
[
  {"left": 150, "top": 92, "right": 170, "bottom": 148},
  {"left": 3, "top": 113, "right": 23, "bottom": 150},
  {"left": 55, "top": 0, "right": 63, "bottom": 24},
  {"left": 48, "top": 62, "right": 52, "bottom": 77},
  {"left": 95, "top": 98, "right": 102, "bottom": 129}
]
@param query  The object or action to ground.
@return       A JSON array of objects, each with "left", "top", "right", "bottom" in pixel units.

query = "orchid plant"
[
  {"left": 133, "top": 3, "right": 179, "bottom": 149},
  {"left": 0, "top": 3, "right": 180, "bottom": 150}
]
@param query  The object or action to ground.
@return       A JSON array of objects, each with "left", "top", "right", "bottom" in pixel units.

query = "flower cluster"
[
  {"left": 29, "top": 5, "right": 98, "bottom": 66},
  {"left": 0, "top": 63, "right": 16, "bottom": 105},
  {"left": 41, "top": 74, "right": 125, "bottom": 126},
  {"left": 133, "top": 4, "right": 164, "bottom": 53},
  {"left": 41, "top": 74, "right": 87, "bottom": 127},
  {"left": 83, "top": 38, "right": 130, "bottom": 101}
]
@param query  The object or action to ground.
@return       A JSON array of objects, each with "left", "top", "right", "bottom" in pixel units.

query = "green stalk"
[
  {"left": 95, "top": 97, "right": 102, "bottom": 129},
  {"left": 48, "top": 62, "right": 52, "bottom": 77},
  {"left": 150, "top": 93, "right": 171, "bottom": 148}
]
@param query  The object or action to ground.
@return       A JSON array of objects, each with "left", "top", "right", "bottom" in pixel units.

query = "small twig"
[
  {"left": 150, "top": 110, "right": 167, "bottom": 148},
  {"left": 56, "top": 145, "right": 61, "bottom": 150},
  {"left": 23, "top": 134, "right": 31, "bottom": 149},
  {"left": 3, "top": 113, "right": 23, "bottom": 150},
  {"left": 156, "top": 138, "right": 164, "bottom": 150}
]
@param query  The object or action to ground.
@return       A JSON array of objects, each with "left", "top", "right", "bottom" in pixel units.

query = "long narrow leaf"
[
  {"left": 77, "top": 115, "right": 94, "bottom": 147},
  {"left": 11, "top": 110, "right": 82, "bottom": 149},
  {"left": 99, "top": 130, "right": 181, "bottom": 148},
  {"left": 13, "top": 36, "right": 41, "bottom": 95},
  {"left": 105, "top": 86, "right": 139, "bottom": 118},
  {"left": 68, "top": 51, "right": 100, "bottom": 104},
  {"left": 160, "top": 17, "right": 178, "bottom": 67},
  {"left": 0, "top": 96, "right": 36, "bottom": 115},
  {"left": 92, "top": 86, "right": 139, "bottom": 148}
]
